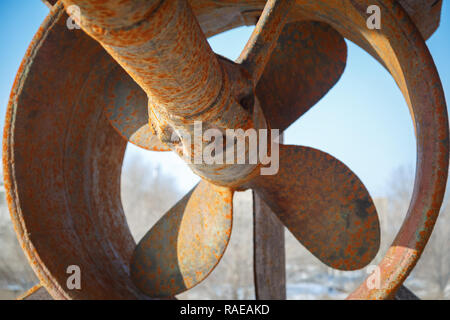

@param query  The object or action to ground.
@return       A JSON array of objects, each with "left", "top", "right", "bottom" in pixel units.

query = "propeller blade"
[
  {"left": 131, "top": 180, "right": 234, "bottom": 297},
  {"left": 256, "top": 21, "right": 347, "bottom": 132},
  {"left": 398, "top": 0, "right": 442, "bottom": 39},
  {"left": 249, "top": 144, "right": 380, "bottom": 270},
  {"left": 104, "top": 64, "right": 170, "bottom": 151}
]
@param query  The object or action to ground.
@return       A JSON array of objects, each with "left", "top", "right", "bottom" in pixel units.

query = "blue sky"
[{"left": 0, "top": 1, "right": 449, "bottom": 197}]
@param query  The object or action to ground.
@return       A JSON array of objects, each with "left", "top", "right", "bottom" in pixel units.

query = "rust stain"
[{"left": 3, "top": 0, "right": 448, "bottom": 300}]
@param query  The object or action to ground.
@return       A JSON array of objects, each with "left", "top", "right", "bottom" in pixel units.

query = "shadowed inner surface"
[{"left": 6, "top": 7, "right": 143, "bottom": 299}]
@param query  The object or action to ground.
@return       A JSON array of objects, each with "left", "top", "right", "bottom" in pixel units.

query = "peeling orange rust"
[
  {"left": 3, "top": 0, "right": 448, "bottom": 300},
  {"left": 60, "top": 0, "right": 294, "bottom": 188},
  {"left": 61, "top": 0, "right": 263, "bottom": 187}
]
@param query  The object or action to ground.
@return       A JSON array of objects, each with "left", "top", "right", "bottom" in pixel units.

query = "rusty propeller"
[
  {"left": 131, "top": 181, "right": 233, "bottom": 297},
  {"left": 104, "top": 14, "right": 347, "bottom": 150},
  {"left": 60, "top": 0, "right": 379, "bottom": 298},
  {"left": 129, "top": 2, "right": 376, "bottom": 296},
  {"left": 3, "top": 0, "right": 446, "bottom": 301}
]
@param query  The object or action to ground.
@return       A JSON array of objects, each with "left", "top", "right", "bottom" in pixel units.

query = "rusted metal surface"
[
  {"left": 131, "top": 181, "right": 233, "bottom": 297},
  {"left": 103, "top": 65, "right": 171, "bottom": 151},
  {"left": 3, "top": 5, "right": 147, "bottom": 299},
  {"left": 105, "top": 16, "right": 347, "bottom": 150},
  {"left": 41, "top": 0, "right": 57, "bottom": 9},
  {"left": 394, "top": 285, "right": 420, "bottom": 300},
  {"left": 187, "top": 0, "right": 442, "bottom": 41},
  {"left": 4, "top": 0, "right": 448, "bottom": 300},
  {"left": 237, "top": 0, "right": 294, "bottom": 83},
  {"left": 18, "top": 284, "right": 53, "bottom": 300},
  {"left": 61, "top": 0, "right": 268, "bottom": 187},
  {"left": 328, "top": 0, "right": 448, "bottom": 299},
  {"left": 248, "top": 145, "right": 380, "bottom": 270},
  {"left": 253, "top": 191, "right": 286, "bottom": 300},
  {"left": 60, "top": 0, "right": 244, "bottom": 125},
  {"left": 256, "top": 21, "right": 347, "bottom": 132},
  {"left": 253, "top": 134, "right": 286, "bottom": 300},
  {"left": 399, "top": 0, "right": 442, "bottom": 39},
  {"left": 105, "top": 19, "right": 347, "bottom": 149}
]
